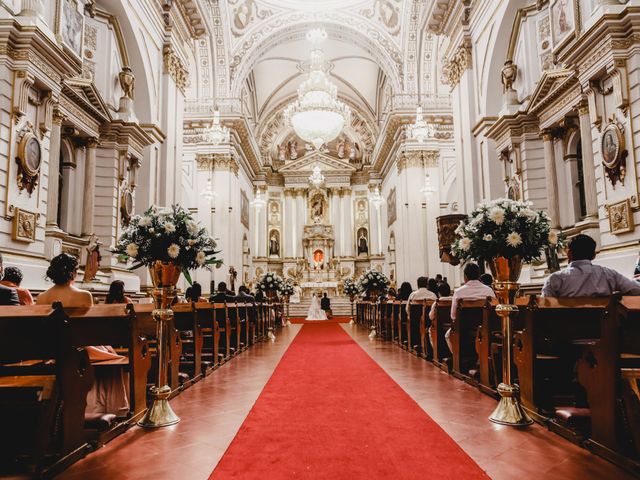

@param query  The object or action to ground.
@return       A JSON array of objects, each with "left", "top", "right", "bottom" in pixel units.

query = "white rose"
[
  {"left": 506, "top": 232, "right": 523, "bottom": 248},
  {"left": 363, "top": 279, "right": 369, "bottom": 284},
  {"left": 548, "top": 231, "right": 558, "bottom": 245},
  {"left": 483, "top": 234, "right": 493, "bottom": 242},
  {"left": 187, "top": 220, "right": 199, "bottom": 236},
  {"left": 126, "top": 243, "right": 139, "bottom": 257},
  {"left": 188, "top": 239, "right": 197, "bottom": 246},
  {"left": 164, "top": 222, "right": 176, "bottom": 233},
  {"left": 196, "top": 251, "right": 206, "bottom": 265},
  {"left": 167, "top": 243, "right": 180, "bottom": 258},
  {"left": 149, "top": 228, "right": 155, "bottom": 234},
  {"left": 488, "top": 207, "right": 505, "bottom": 225},
  {"left": 459, "top": 237, "right": 471, "bottom": 251},
  {"left": 139, "top": 216, "right": 152, "bottom": 227}
]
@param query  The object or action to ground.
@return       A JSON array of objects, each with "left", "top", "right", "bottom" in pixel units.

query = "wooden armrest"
[
  {"left": 92, "top": 357, "right": 129, "bottom": 366},
  {"left": 0, "top": 375, "right": 56, "bottom": 388}
]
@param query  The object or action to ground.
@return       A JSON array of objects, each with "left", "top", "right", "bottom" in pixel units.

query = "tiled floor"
[{"left": 55, "top": 324, "right": 634, "bottom": 480}]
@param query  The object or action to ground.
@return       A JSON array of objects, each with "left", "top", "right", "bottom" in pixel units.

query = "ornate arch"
[{"left": 228, "top": 11, "right": 404, "bottom": 98}]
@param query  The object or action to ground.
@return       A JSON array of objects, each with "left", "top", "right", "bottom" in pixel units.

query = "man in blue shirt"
[{"left": 541, "top": 234, "right": 640, "bottom": 297}]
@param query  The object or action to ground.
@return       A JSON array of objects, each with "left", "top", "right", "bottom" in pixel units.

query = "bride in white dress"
[{"left": 305, "top": 293, "right": 327, "bottom": 321}]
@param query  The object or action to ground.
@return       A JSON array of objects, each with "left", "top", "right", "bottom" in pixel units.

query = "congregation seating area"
[
  {"left": 0, "top": 300, "right": 283, "bottom": 478},
  {"left": 356, "top": 295, "right": 640, "bottom": 476}
]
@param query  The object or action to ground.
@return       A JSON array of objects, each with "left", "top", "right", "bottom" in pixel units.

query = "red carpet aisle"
[
  {"left": 211, "top": 323, "right": 489, "bottom": 479},
  {"left": 289, "top": 316, "right": 350, "bottom": 324}
]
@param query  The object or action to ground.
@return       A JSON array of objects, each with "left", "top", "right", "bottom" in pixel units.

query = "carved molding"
[
  {"left": 196, "top": 153, "right": 239, "bottom": 176},
  {"left": 163, "top": 45, "right": 189, "bottom": 93},
  {"left": 442, "top": 43, "right": 472, "bottom": 88},
  {"left": 397, "top": 150, "right": 439, "bottom": 172}
]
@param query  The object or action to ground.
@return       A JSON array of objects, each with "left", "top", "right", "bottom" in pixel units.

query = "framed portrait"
[
  {"left": 60, "top": 0, "right": 84, "bottom": 57},
  {"left": 607, "top": 198, "right": 634, "bottom": 235},
  {"left": 601, "top": 123, "right": 624, "bottom": 169},
  {"left": 387, "top": 187, "right": 397, "bottom": 226},
  {"left": 549, "top": 0, "right": 576, "bottom": 49},
  {"left": 12, "top": 208, "right": 37, "bottom": 243},
  {"left": 240, "top": 190, "right": 249, "bottom": 229}
]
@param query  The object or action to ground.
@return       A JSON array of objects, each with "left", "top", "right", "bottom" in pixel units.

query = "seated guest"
[
  {"left": 185, "top": 281, "right": 206, "bottom": 303},
  {"left": 255, "top": 289, "right": 265, "bottom": 302},
  {"left": 105, "top": 280, "right": 132, "bottom": 304},
  {"left": 427, "top": 278, "right": 439, "bottom": 297},
  {"left": 398, "top": 282, "right": 413, "bottom": 301},
  {"left": 479, "top": 273, "right": 494, "bottom": 288},
  {"left": 406, "top": 276, "right": 437, "bottom": 314},
  {"left": 1, "top": 266, "right": 33, "bottom": 305},
  {"left": 542, "top": 234, "right": 640, "bottom": 297},
  {"left": 428, "top": 282, "right": 453, "bottom": 349},
  {"left": 209, "top": 281, "right": 236, "bottom": 303},
  {"left": 237, "top": 285, "right": 255, "bottom": 302},
  {"left": 387, "top": 288, "right": 397, "bottom": 299},
  {"left": 0, "top": 253, "right": 20, "bottom": 305},
  {"left": 36, "top": 253, "right": 93, "bottom": 307},
  {"left": 37, "top": 254, "right": 129, "bottom": 416},
  {"left": 445, "top": 263, "right": 496, "bottom": 353}
]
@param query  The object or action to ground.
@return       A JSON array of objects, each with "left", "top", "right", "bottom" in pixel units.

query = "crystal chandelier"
[
  {"left": 421, "top": 173, "right": 435, "bottom": 197},
  {"left": 207, "top": 109, "right": 230, "bottom": 145},
  {"left": 284, "top": 28, "right": 351, "bottom": 150},
  {"left": 370, "top": 186, "right": 384, "bottom": 210},
  {"left": 308, "top": 164, "right": 325, "bottom": 188},
  {"left": 251, "top": 190, "right": 266, "bottom": 211},
  {"left": 408, "top": 107, "right": 435, "bottom": 143}
]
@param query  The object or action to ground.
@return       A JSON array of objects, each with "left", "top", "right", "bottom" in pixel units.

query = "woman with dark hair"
[
  {"left": 105, "top": 280, "right": 132, "bottom": 304},
  {"left": 397, "top": 282, "right": 413, "bottom": 301},
  {"left": 427, "top": 278, "right": 439, "bottom": 298},
  {"left": 36, "top": 253, "right": 93, "bottom": 307},
  {"left": 37, "top": 254, "right": 129, "bottom": 416},
  {"left": 186, "top": 281, "right": 206, "bottom": 303}
]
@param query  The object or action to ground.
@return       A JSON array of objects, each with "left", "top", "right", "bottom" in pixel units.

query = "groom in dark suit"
[
  {"left": 0, "top": 253, "right": 19, "bottom": 306},
  {"left": 320, "top": 292, "right": 332, "bottom": 319}
]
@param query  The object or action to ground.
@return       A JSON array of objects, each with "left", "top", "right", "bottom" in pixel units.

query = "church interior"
[{"left": 1, "top": 0, "right": 640, "bottom": 478}]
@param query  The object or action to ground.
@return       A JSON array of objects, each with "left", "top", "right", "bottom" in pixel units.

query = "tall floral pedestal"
[
  {"left": 265, "top": 290, "right": 277, "bottom": 341},
  {"left": 368, "top": 289, "right": 380, "bottom": 339},
  {"left": 283, "top": 295, "right": 291, "bottom": 326},
  {"left": 138, "top": 261, "right": 181, "bottom": 428},
  {"left": 349, "top": 295, "right": 355, "bottom": 325},
  {"left": 488, "top": 256, "right": 532, "bottom": 427}
]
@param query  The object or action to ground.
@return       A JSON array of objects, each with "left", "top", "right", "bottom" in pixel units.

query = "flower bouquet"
[
  {"left": 357, "top": 269, "right": 390, "bottom": 299},
  {"left": 113, "top": 205, "right": 222, "bottom": 285},
  {"left": 279, "top": 279, "right": 295, "bottom": 298},
  {"left": 343, "top": 278, "right": 360, "bottom": 299},
  {"left": 257, "top": 272, "right": 284, "bottom": 298}
]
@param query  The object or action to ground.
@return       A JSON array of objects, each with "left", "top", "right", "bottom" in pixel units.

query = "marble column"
[
  {"left": 284, "top": 190, "right": 293, "bottom": 258},
  {"left": 343, "top": 190, "right": 353, "bottom": 257},
  {"left": 81, "top": 137, "right": 98, "bottom": 236},
  {"left": 46, "top": 112, "right": 64, "bottom": 228},
  {"left": 336, "top": 188, "right": 343, "bottom": 257},
  {"left": 19, "top": 0, "right": 43, "bottom": 16},
  {"left": 296, "top": 189, "right": 306, "bottom": 257},
  {"left": 578, "top": 103, "right": 599, "bottom": 219},
  {"left": 542, "top": 130, "right": 561, "bottom": 228}
]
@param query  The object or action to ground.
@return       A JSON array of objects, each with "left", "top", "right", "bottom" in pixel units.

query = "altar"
[{"left": 300, "top": 281, "right": 339, "bottom": 297}]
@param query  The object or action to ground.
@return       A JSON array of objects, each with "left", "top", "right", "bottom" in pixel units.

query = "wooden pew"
[
  {"left": 66, "top": 304, "right": 152, "bottom": 420},
  {"left": 430, "top": 298, "right": 452, "bottom": 372},
  {"left": 130, "top": 303, "right": 182, "bottom": 394},
  {"left": 407, "top": 300, "right": 433, "bottom": 358},
  {"left": 172, "top": 302, "right": 204, "bottom": 387},
  {"left": 0, "top": 304, "right": 94, "bottom": 473},
  {"left": 390, "top": 300, "right": 401, "bottom": 345},
  {"left": 512, "top": 296, "right": 608, "bottom": 430},
  {"left": 193, "top": 302, "right": 221, "bottom": 374},
  {"left": 449, "top": 298, "right": 487, "bottom": 385},
  {"left": 475, "top": 297, "right": 501, "bottom": 397},
  {"left": 577, "top": 296, "right": 640, "bottom": 473}
]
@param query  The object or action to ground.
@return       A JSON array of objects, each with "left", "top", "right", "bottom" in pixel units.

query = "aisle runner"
[
  {"left": 289, "top": 316, "right": 350, "bottom": 324},
  {"left": 211, "top": 323, "right": 489, "bottom": 479}
]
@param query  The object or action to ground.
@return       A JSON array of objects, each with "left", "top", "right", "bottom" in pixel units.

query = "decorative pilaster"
[
  {"left": 442, "top": 42, "right": 472, "bottom": 89},
  {"left": 541, "top": 130, "right": 561, "bottom": 229},
  {"left": 577, "top": 103, "right": 599, "bottom": 220},
  {"left": 81, "top": 137, "right": 99, "bottom": 236},
  {"left": 46, "top": 112, "right": 65, "bottom": 228},
  {"left": 18, "top": 0, "right": 43, "bottom": 16}
]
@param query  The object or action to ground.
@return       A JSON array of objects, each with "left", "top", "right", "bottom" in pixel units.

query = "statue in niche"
[
  {"left": 357, "top": 228, "right": 369, "bottom": 255},
  {"left": 337, "top": 138, "right": 346, "bottom": 159},
  {"left": 356, "top": 200, "right": 367, "bottom": 225},
  {"left": 119, "top": 66, "right": 135, "bottom": 100},
  {"left": 289, "top": 140, "right": 298, "bottom": 160},
  {"left": 311, "top": 197, "right": 324, "bottom": 223},
  {"left": 501, "top": 60, "right": 517, "bottom": 93},
  {"left": 269, "top": 231, "right": 280, "bottom": 257},
  {"left": 269, "top": 202, "right": 280, "bottom": 225},
  {"left": 349, "top": 142, "right": 361, "bottom": 161},
  {"left": 278, "top": 143, "right": 286, "bottom": 162}
]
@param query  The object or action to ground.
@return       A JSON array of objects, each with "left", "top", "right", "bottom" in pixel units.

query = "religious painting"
[
  {"left": 12, "top": 208, "right": 36, "bottom": 243},
  {"left": 240, "top": 190, "right": 249, "bottom": 229},
  {"left": 387, "top": 188, "right": 397, "bottom": 226},
  {"left": 549, "top": 0, "right": 576, "bottom": 49},
  {"left": 601, "top": 122, "right": 627, "bottom": 187},
  {"left": 268, "top": 200, "right": 280, "bottom": 226},
  {"left": 309, "top": 193, "right": 326, "bottom": 224},
  {"left": 608, "top": 198, "right": 634, "bottom": 235},
  {"left": 268, "top": 229, "right": 280, "bottom": 257},
  {"left": 313, "top": 249, "right": 324, "bottom": 269},
  {"left": 355, "top": 199, "right": 368, "bottom": 226},
  {"left": 357, "top": 227, "right": 369, "bottom": 256},
  {"left": 60, "top": 0, "right": 84, "bottom": 57}
]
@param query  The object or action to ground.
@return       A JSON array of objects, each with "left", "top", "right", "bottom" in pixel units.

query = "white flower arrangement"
[
  {"left": 113, "top": 204, "right": 222, "bottom": 284},
  {"left": 356, "top": 269, "right": 390, "bottom": 294},
  {"left": 279, "top": 279, "right": 295, "bottom": 297},
  {"left": 257, "top": 272, "right": 284, "bottom": 293},
  {"left": 452, "top": 198, "right": 563, "bottom": 263},
  {"left": 343, "top": 278, "right": 361, "bottom": 297}
]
